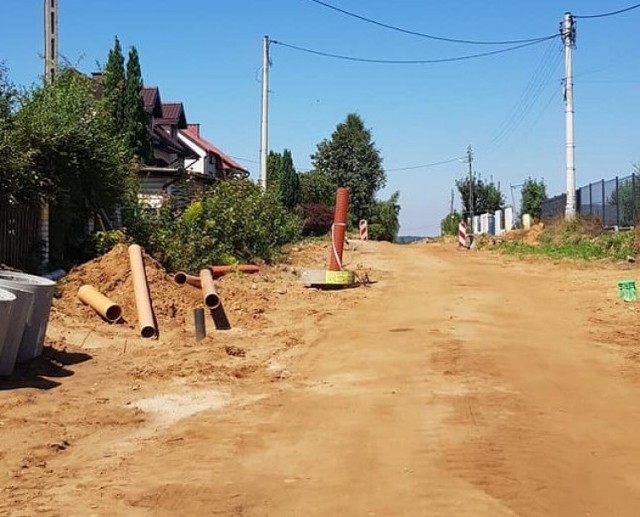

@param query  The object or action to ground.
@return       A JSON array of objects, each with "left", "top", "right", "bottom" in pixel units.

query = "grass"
[{"left": 489, "top": 217, "right": 640, "bottom": 261}]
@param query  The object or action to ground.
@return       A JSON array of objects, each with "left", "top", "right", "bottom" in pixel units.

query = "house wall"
[{"left": 177, "top": 133, "right": 217, "bottom": 178}]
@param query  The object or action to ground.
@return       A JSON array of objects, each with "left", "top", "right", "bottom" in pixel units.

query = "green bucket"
[{"left": 618, "top": 279, "right": 638, "bottom": 302}]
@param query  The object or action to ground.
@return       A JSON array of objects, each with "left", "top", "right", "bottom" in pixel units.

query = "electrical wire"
[
  {"left": 271, "top": 35, "right": 559, "bottom": 65},
  {"left": 574, "top": 3, "right": 640, "bottom": 19},
  {"left": 386, "top": 157, "right": 464, "bottom": 172},
  {"left": 484, "top": 39, "right": 563, "bottom": 154},
  {"left": 306, "top": 0, "right": 556, "bottom": 45}
]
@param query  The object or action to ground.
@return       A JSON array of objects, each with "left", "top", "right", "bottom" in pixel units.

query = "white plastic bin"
[{"left": 0, "top": 271, "right": 55, "bottom": 364}]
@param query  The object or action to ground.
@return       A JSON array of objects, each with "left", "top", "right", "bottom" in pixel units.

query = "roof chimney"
[{"left": 188, "top": 123, "right": 200, "bottom": 137}]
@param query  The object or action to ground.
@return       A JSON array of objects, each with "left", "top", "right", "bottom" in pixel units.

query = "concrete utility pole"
[
  {"left": 44, "top": 0, "right": 58, "bottom": 84},
  {"left": 259, "top": 36, "right": 270, "bottom": 191},
  {"left": 41, "top": 0, "right": 58, "bottom": 270},
  {"left": 562, "top": 12, "right": 576, "bottom": 219},
  {"left": 466, "top": 145, "right": 474, "bottom": 229}
]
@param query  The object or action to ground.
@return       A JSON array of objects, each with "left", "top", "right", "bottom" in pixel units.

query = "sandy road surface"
[{"left": 3, "top": 242, "right": 640, "bottom": 516}]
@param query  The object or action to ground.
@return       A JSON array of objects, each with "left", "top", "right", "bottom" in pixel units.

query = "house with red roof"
[
  {"left": 136, "top": 87, "right": 248, "bottom": 208},
  {"left": 178, "top": 124, "right": 249, "bottom": 181}
]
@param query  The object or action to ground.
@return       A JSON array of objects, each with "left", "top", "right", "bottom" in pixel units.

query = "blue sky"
[{"left": 1, "top": 1, "right": 639, "bottom": 235}]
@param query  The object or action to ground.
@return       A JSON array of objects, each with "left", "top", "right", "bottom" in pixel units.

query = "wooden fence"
[{"left": 0, "top": 203, "right": 41, "bottom": 271}]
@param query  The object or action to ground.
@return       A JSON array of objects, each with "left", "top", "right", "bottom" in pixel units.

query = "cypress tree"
[
  {"left": 102, "top": 37, "right": 125, "bottom": 131},
  {"left": 279, "top": 149, "right": 301, "bottom": 210},
  {"left": 124, "top": 46, "right": 152, "bottom": 163}
]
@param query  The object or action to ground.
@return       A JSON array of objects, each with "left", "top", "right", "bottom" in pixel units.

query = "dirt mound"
[
  {"left": 53, "top": 245, "right": 201, "bottom": 330},
  {"left": 52, "top": 244, "right": 296, "bottom": 333},
  {"left": 504, "top": 223, "right": 544, "bottom": 245}
]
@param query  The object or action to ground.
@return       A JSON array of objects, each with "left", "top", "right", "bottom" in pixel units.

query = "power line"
[
  {"left": 574, "top": 3, "right": 640, "bottom": 19},
  {"left": 271, "top": 36, "right": 558, "bottom": 65},
  {"left": 306, "top": 0, "right": 556, "bottom": 45},
  {"left": 386, "top": 157, "right": 464, "bottom": 172},
  {"left": 229, "top": 155, "right": 259, "bottom": 164},
  {"left": 484, "top": 39, "right": 563, "bottom": 154}
]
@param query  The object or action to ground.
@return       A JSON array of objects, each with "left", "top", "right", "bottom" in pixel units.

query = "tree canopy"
[
  {"left": 520, "top": 177, "right": 547, "bottom": 219},
  {"left": 311, "top": 113, "right": 386, "bottom": 223},
  {"left": 456, "top": 176, "right": 505, "bottom": 216}
]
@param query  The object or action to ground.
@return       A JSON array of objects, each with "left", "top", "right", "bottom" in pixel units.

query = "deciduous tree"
[{"left": 312, "top": 113, "right": 386, "bottom": 223}]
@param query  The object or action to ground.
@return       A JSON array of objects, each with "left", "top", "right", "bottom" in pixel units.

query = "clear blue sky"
[{"left": 1, "top": 1, "right": 639, "bottom": 235}]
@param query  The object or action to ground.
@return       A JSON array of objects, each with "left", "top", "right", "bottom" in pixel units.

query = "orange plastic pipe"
[
  {"left": 200, "top": 269, "right": 221, "bottom": 309},
  {"left": 208, "top": 265, "right": 260, "bottom": 278},
  {"left": 174, "top": 272, "right": 201, "bottom": 288},
  {"left": 77, "top": 285, "right": 122, "bottom": 323},
  {"left": 128, "top": 244, "right": 157, "bottom": 338},
  {"left": 328, "top": 187, "right": 349, "bottom": 271}
]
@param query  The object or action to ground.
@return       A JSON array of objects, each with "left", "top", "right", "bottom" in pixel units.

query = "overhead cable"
[
  {"left": 574, "top": 3, "right": 640, "bottom": 19},
  {"left": 306, "top": 0, "right": 556, "bottom": 45},
  {"left": 271, "top": 36, "right": 559, "bottom": 65},
  {"left": 386, "top": 157, "right": 464, "bottom": 172}
]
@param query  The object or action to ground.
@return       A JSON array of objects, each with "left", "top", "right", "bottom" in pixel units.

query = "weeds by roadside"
[{"left": 480, "top": 217, "right": 640, "bottom": 261}]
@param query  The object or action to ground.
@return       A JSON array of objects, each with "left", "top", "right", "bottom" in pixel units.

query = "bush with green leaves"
[
  {"left": 441, "top": 212, "right": 462, "bottom": 236},
  {"left": 139, "top": 180, "right": 301, "bottom": 272}
]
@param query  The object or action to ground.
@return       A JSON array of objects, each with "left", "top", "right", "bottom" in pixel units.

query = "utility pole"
[
  {"left": 41, "top": 0, "right": 58, "bottom": 270},
  {"left": 259, "top": 36, "right": 270, "bottom": 191},
  {"left": 467, "top": 145, "right": 474, "bottom": 230},
  {"left": 449, "top": 188, "right": 454, "bottom": 216},
  {"left": 562, "top": 12, "right": 576, "bottom": 219}
]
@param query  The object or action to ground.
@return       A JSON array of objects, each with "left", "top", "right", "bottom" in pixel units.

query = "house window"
[{"left": 209, "top": 155, "right": 215, "bottom": 165}]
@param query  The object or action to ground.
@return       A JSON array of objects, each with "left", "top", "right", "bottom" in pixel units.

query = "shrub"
[
  {"left": 136, "top": 180, "right": 301, "bottom": 272},
  {"left": 301, "top": 203, "right": 334, "bottom": 236}
]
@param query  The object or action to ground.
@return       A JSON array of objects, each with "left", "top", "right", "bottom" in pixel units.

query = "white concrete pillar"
[{"left": 504, "top": 207, "right": 514, "bottom": 231}]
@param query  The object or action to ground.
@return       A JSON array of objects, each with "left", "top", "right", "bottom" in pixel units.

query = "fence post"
[
  {"left": 601, "top": 179, "right": 606, "bottom": 226},
  {"left": 633, "top": 173, "right": 637, "bottom": 225},
  {"left": 589, "top": 182, "right": 592, "bottom": 216},
  {"left": 615, "top": 176, "right": 620, "bottom": 227}
]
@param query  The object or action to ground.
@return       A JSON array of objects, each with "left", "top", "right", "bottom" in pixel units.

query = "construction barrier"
[
  {"left": 359, "top": 219, "right": 368, "bottom": 241},
  {"left": 458, "top": 222, "right": 467, "bottom": 248}
]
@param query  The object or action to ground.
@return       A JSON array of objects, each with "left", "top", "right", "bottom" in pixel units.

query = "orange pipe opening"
[
  {"left": 328, "top": 187, "right": 350, "bottom": 271},
  {"left": 200, "top": 269, "right": 221, "bottom": 309},
  {"left": 174, "top": 272, "right": 201, "bottom": 288}
]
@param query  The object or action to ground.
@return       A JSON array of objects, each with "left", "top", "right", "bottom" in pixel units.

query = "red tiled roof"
[
  {"left": 156, "top": 102, "right": 187, "bottom": 129},
  {"left": 141, "top": 87, "right": 163, "bottom": 118},
  {"left": 180, "top": 126, "right": 248, "bottom": 174}
]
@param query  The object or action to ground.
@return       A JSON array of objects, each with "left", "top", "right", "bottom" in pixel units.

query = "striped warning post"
[
  {"left": 458, "top": 222, "right": 467, "bottom": 248},
  {"left": 359, "top": 219, "right": 368, "bottom": 241}
]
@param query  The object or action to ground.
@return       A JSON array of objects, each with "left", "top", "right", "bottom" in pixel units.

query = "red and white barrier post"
[
  {"left": 359, "top": 219, "right": 368, "bottom": 241},
  {"left": 458, "top": 221, "right": 467, "bottom": 248}
]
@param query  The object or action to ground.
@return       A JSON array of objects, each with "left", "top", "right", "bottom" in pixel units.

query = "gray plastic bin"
[
  {"left": 0, "top": 271, "right": 55, "bottom": 364},
  {"left": 0, "top": 288, "right": 17, "bottom": 373},
  {"left": 0, "top": 285, "right": 31, "bottom": 375}
]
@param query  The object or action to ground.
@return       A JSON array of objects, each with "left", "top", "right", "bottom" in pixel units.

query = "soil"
[{"left": 3, "top": 239, "right": 640, "bottom": 515}]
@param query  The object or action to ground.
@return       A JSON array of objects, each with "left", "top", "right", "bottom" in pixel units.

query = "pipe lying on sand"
[
  {"left": 173, "top": 272, "right": 201, "bottom": 288},
  {"left": 77, "top": 285, "right": 122, "bottom": 323},
  {"left": 128, "top": 244, "right": 157, "bottom": 338},
  {"left": 199, "top": 269, "right": 221, "bottom": 310},
  {"left": 209, "top": 265, "right": 260, "bottom": 278}
]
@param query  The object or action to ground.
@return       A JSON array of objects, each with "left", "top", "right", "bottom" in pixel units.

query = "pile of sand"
[
  {"left": 51, "top": 244, "right": 306, "bottom": 333},
  {"left": 53, "top": 245, "right": 201, "bottom": 330}
]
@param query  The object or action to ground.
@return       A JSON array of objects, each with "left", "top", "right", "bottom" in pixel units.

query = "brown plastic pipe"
[
  {"left": 200, "top": 269, "right": 221, "bottom": 309},
  {"left": 128, "top": 244, "right": 157, "bottom": 338},
  {"left": 209, "top": 265, "right": 260, "bottom": 278},
  {"left": 174, "top": 271, "right": 201, "bottom": 288},
  {"left": 328, "top": 187, "right": 350, "bottom": 271},
  {"left": 77, "top": 284, "right": 122, "bottom": 323}
]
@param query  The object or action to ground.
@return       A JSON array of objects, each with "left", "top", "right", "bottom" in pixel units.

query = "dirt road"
[{"left": 3, "top": 242, "right": 640, "bottom": 516}]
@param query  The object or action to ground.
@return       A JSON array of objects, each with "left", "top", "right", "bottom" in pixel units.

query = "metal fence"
[
  {"left": 0, "top": 202, "right": 41, "bottom": 271},
  {"left": 542, "top": 173, "right": 640, "bottom": 227}
]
